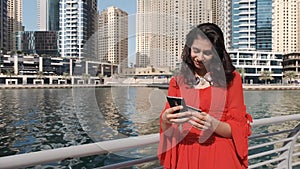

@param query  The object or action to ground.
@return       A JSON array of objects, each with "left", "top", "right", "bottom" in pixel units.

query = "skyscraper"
[
  {"left": 0, "top": 0, "right": 8, "bottom": 52},
  {"left": 231, "top": 0, "right": 273, "bottom": 51},
  {"left": 136, "top": 0, "right": 218, "bottom": 70},
  {"left": 37, "top": 0, "right": 59, "bottom": 31},
  {"left": 256, "top": 0, "right": 272, "bottom": 51},
  {"left": 98, "top": 6, "right": 128, "bottom": 71},
  {"left": 7, "top": 0, "right": 23, "bottom": 51},
  {"left": 272, "top": 0, "right": 299, "bottom": 53},
  {"left": 231, "top": 0, "right": 257, "bottom": 50},
  {"left": 59, "top": 0, "right": 97, "bottom": 59}
]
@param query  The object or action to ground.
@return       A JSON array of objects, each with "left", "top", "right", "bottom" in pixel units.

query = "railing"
[{"left": 0, "top": 114, "right": 300, "bottom": 169}]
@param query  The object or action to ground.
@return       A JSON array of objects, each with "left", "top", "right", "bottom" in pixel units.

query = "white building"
[
  {"left": 98, "top": 6, "right": 128, "bottom": 73},
  {"left": 58, "top": 0, "right": 97, "bottom": 59},
  {"left": 229, "top": 50, "right": 283, "bottom": 84}
]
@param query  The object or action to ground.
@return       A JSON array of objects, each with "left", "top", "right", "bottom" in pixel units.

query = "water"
[{"left": 0, "top": 87, "right": 300, "bottom": 168}]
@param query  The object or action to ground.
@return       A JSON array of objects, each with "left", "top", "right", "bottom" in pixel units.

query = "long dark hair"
[{"left": 179, "top": 23, "right": 235, "bottom": 87}]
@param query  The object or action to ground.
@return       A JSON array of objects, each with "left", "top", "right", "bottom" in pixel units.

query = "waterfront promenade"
[{"left": 0, "top": 81, "right": 300, "bottom": 90}]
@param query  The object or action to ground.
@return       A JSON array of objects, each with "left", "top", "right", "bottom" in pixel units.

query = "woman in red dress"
[{"left": 158, "top": 23, "right": 252, "bottom": 169}]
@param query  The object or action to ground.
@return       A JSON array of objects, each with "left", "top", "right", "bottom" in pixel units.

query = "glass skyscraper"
[
  {"left": 256, "top": 0, "right": 272, "bottom": 51},
  {"left": 231, "top": 0, "right": 272, "bottom": 51},
  {"left": 0, "top": 0, "right": 7, "bottom": 52},
  {"left": 37, "top": 0, "right": 60, "bottom": 31}
]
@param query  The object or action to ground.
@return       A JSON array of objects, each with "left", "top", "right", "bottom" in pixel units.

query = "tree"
[
  {"left": 284, "top": 71, "right": 296, "bottom": 84},
  {"left": 81, "top": 73, "right": 90, "bottom": 84},
  {"left": 62, "top": 72, "right": 70, "bottom": 84},
  {"left": 97, "top": 73, "right": 104, "bottom": 84},
  {"left": 236, "top": 68, "right": 245, "bottom": 83},
  {"left": 36, "top": 71, "right": 44, "bottom": 79},
  {"left": 133, "top": 75, "right": 137, "bottom": 83},
  {"left": 5, "top": 69, "right": 14, "bottom": 84},
  {"left": 259, "top": 71, "right": 274, "bottom": 84}
]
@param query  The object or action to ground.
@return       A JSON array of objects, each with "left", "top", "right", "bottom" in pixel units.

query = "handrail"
[{"left": 0, "top": 114, "right": 300, "bottom": 169}]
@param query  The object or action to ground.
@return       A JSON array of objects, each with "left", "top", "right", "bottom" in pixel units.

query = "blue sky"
[
  {"left": 22, "top": 0, "right": 136, "bottom": 31},
  {"left": 23, "top": 0, "right": 137, "bottom": 64}
]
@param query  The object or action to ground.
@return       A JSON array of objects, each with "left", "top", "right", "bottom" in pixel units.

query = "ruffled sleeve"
[
  {"left": 157, "top": 77, "right": 181, "bottom": 168},
  {"left": 225, "top": 71, "right": 253, "bottom": 167}
]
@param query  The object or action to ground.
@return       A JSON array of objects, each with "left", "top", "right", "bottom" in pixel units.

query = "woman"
[{"left": 158, "top": 23, "right": 252, "bottom": 169}]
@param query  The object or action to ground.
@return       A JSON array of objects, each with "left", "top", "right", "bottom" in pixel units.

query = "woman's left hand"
[{"left": 188, "top": 111, "right": 213, "bottom": 130}]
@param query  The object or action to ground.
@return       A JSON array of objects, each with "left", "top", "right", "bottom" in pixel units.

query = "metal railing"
[{"left": 0, "top": 114, "right": 300, "bottom": 169}]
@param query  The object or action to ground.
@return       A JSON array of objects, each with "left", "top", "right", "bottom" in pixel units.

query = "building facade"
[
  {"left": 136, "top": 0, "right": 220, "bottom": 70},
  {"left": 7, "top": 0, "right": 23, "bottom": 52},
  {"left": 231, "top": 0, "right": 257, "bottom": 50},
  {"left": 272, "top": 0, "right": 299, "bottom": 53},
  {"left": 256, "top": 0, "right": 272, "bottom": 51},
  {"left": 15, "top": 31, "right": 59, "bottom": 56},
  {"left": 282, "top": 53, "right": 300, "bottom": 80},
  {"left": 58, "top": 0, "right": 97, "bottom": 59},
  {"left": 98, "top": 6, "right": 128, "bottom": 72},
  {"left": 37, "top": 0, "right": 60, "bottom": 31},
  {"left": 0, "top": 0, "right": 8, "bottom": 52},
  {"left": 229, "top": 50, "right": 283, "bottom": 84}
]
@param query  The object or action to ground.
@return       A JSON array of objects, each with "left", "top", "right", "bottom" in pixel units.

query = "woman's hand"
[
  {"left": 189, "top": 111, "right": 232, "bottom": 138},
  {"left": 162, "top": 106, "right": 192, "bottom": 124},
  {"left": 189, "top": 111, "right": 213, "bottom": 130}
]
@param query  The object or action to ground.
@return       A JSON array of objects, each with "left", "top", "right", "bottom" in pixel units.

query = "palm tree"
[
  {"left": 259, "top": 71, "right": 274, "bottom": 84},
  {"left": 133, "top": 75, "right": 137, "bottom": 83},
  {"left": 36, "top": 71, "right": 44, "bottom": 79},
  {"left": 81, "top": 73, "right": 90, "bottom": 84},
  {"left": 236, "top": 68, "right": 245, "bottom": 83},
  {"left": 62, "top": 72, "right": 70, "bottom": 84},
  {"left": 97, "top": 73, "right": 104, "bottom": 84},
  {"left": 5, "top": 69, "right": 14, "bottom": 84},
  {"left": 283, "top": 71, "right": 296, "bottom": 84}
]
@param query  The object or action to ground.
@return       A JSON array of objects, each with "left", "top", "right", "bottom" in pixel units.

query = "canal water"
[{"left": 0, "top": 87, "right": 299, "bottom": 168}]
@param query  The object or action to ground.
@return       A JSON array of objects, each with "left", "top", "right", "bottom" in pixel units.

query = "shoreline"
[{"left": 0, "top": 83, "right": 300, "bottom": 90}]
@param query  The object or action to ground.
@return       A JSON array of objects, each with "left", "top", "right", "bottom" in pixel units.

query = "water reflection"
[{"left": 0, "top": 88, "right": 299, "bottom": 168}]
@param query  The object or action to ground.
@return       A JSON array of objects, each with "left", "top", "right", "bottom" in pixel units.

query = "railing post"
[{"left": 277, "top": 123, "right": 300, "bottom": 169}]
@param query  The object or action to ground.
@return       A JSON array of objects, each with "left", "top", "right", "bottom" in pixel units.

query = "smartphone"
[
  {"left": 166, "top": 96, "right": 202, "bottom": 114},
  {"left": 166, "top": 96, "right": 188, "bottom": 113}
]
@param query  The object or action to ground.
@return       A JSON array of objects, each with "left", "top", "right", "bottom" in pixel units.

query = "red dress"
[{"left": 158, "top": 71, "right": 252, "bottom": 169}]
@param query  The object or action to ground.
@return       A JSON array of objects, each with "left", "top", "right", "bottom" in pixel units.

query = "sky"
[
  {"left": 22, "top": 0, "right": 137, "bottom": 31},
  {"left": 22, "top": 0, "right": 137, "bottom": 64}
]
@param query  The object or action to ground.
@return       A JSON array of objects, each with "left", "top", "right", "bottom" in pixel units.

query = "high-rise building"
[
  {"left": 256, "top": 0, "right": 272, "bottom": 51},
  {"left": 272, "top": 0, "right": 299, "bottom": 53},
  {"left": 37, "top": 0, "right": 59, "bottom": 31},
  {"left": 231, "top": 0, "right": 257, "bottom": 50},
  {"left": 220, "top": 0, "right": 232, "bottom": 49},
  {"left": 0, "top": 0, "right": 8, "bottom": 52},
  {"left": 7, "top": 0, "right": 23, "bottom": 52},
  {"left": 15, "top": 31, "right": 59, "bottom": 56},
  {"left": 136, "top": 0, "right": 219, "bottom": 70},
  {"left": 98, "top": 6, "right": 128, "bottom": 72},
  {"left": 59, "top": 0, "right": 97, "bottom": 59}
]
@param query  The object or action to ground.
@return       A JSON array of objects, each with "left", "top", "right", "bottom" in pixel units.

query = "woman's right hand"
[{"left": 162, "top": 106, "right": 192, "bottom": 124}]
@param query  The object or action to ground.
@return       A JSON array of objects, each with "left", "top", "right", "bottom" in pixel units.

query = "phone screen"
[
  {"left": 166, "top": 96, "right": 202, "bottom": 113},
  {"left": 166, "top": 96, "right": 188, "bottom": 113}
]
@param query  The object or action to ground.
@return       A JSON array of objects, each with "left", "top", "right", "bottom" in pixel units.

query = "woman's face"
[{"left": 190, "top": 36, "right": 213, "bottom": 70}]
